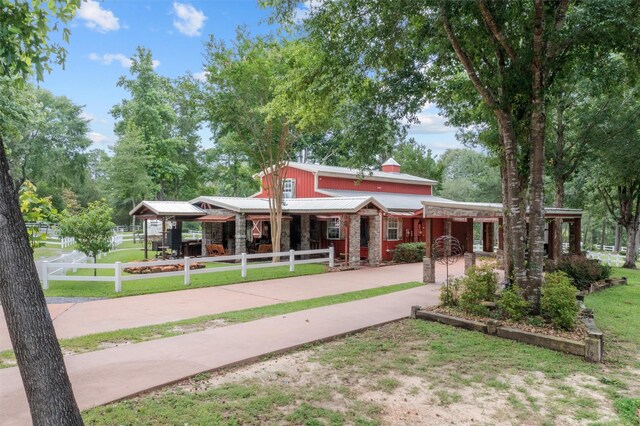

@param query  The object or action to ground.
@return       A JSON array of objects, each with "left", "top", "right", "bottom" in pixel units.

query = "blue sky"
[{"left": 41, "top": 0, "right": 463, "bottom": 156}]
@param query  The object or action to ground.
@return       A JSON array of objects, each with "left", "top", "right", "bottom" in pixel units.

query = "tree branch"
[
  {"left": 476, "top": 0, "right": 517, "bottom": 62},
  {"left": 440, "top": 3, "right": 500, "bottom": 110}
]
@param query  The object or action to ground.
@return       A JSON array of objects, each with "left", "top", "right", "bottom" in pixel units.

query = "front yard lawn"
[{"left": 84, "top": 267, "right": 640, "bottom": 425}]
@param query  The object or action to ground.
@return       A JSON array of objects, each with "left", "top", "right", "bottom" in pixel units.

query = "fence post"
[
  {"left": 241, "top": 252, "right": 247, "bottom": 278},
  {"left": 115, "top": 261, "right": 122, "bottom": 293},
  {"left": 329, "top": 246, "right": 334, "bottom": 268},
  {"left": 289, "top": 249, "right": 295, "bottom": 272},
  {"left": 184, "top": 256, "right": 191, "bottom": 285},
  {"left": 42, "top": 261, "right": 49, "bottom": 290}
]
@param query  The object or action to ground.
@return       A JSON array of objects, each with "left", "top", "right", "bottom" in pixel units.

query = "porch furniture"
[
  {"left": 206, "top": 243, "right": 226, "bottom": 256},
  {"left": 257, "top": 244, "right": 272, "bottom": 253}
]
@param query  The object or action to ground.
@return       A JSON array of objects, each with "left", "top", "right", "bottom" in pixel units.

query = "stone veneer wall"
[
  {"left": 348, "top": 214, "right": 361, "bottom": 268},
  {"left": 300, "top": 214, "right": 310, "bottom": 251},
  {"left": 368, "top": 215, "right": 381, "bottom": 266},
  {"left": 235, "top": 214, "right": 246, "bottom": 255},
  {"left": 281, "top": 219, "right": 291, "bottom": 252}
]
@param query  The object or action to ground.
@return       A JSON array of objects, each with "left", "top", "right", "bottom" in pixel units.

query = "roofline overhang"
[{"left": 129, "top": 201, "right": 206, "bottom": 217}]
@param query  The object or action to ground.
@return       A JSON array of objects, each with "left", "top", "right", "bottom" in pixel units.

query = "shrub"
[
  {"left": 393, "top": 242, "right": 426, "bottom": 263},
  {"left": 459, "top": 264, "right": 498, "bottom": 315},
  {"left": 497, "top": 285, "right": 531, "bottom": 321},
  {"left": 440, "top": 276, "right": 463, "bottom": 307},
  {"left": 555, "top": 255, "right": 611, "bottom": 290},
  {"left": 541, "top": 272, "right": 579, "bottom": 330}
]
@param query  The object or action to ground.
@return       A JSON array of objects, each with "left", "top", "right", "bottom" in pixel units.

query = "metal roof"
[
  {"left": 130, "top": 201, "right": 206, "bottom": 217},
  {"left": 255, "top": 162, "right": 438, "bottom": 185},
  {"left": 191, "top": 196, "right": 386, "bottom": 214},
  {"left": 323, "top": 190, "right": 451, "bottom": 211},
  {"left": 421, "top": 199, "right": 583, "bottom": 218},
  {"left": 382, "top": 157, "right": 400, "bottom": 167}
]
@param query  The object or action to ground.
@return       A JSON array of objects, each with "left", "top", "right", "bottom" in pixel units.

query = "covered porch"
[
  {"left": 188, "top": 196, "right": 389, "bottom": 268},
  {"left": 420, "top": 199, "right": 583, "bottom": 282}
]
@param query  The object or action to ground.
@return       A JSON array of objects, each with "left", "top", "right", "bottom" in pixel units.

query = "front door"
[{"left": 360, "top": 217, "right": 369, "bottom": 259}]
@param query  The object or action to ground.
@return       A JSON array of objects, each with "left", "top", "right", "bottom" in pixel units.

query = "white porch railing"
[{"left": 40, "top": 247, "right": 334, "bottom": 293}]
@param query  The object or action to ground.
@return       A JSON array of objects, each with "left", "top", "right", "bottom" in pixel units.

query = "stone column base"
[
  {"left": 423, "top": 257, "right": 436, "bottom": 284},
  {"left": 464, "top": 252, "right": 476, "bottom": 272},
  {"left": 495, "top": 249, "right": 504, "bottom": 270}
]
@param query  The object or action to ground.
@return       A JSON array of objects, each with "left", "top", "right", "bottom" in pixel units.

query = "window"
[
  {"left": 327, "top": 217, "right": 341, "bottom": 240},
  {"left": 387, "top": 217, "right": 401, "bottom": 241},
  {"left": 283, "top": 178, "right": 296, "bottom": 199}
]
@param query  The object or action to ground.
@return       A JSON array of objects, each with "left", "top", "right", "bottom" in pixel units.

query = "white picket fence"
[
  {"left": 40, "top": 247, "right": 334, "bottom": 293},
  {"left": 44, "top": 236, "right": 76, "bottom": 248}
]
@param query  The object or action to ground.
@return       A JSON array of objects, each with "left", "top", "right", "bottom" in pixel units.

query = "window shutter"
[{"left": 291, "top": 179, "right": 296, "bottom": 198}]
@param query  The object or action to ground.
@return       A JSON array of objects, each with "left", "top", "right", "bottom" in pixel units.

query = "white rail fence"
[
  {"left": 40, "top": 247, "right": 334, "bottom": 293},
  {"left": 586, "top": 251, "right": 627, "bottom": 267},
  {"left": 43, "top": 236, "right": 75, "bottom": 248}
]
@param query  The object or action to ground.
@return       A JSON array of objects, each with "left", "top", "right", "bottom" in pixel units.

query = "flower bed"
[
  {"left": 411, "top": 304, "right": 603, "bottom": 362},
  {"left": 124, "top": 262, "right": 206, "bottom": 274}
]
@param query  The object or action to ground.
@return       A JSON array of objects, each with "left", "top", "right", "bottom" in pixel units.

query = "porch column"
[
  {"left": 464, "top": 218, "right": 476, "bottom": 272},
  {"left": 300, "top": 214, "right": 310, "bottom": 259},
  {"left": 482, "top": 222, "right": 494, "bottom": 252},
  {"left": 496, "top": 217, "right": 505, "bottom": 270},
  {"left": 368, "top": 214, "right": 381, "bottom": 267},
  {"left": 569, "top": 218, "right": 582, "bottom": 255},
  {"left": 444, "top": 219, "right": 452, "bottom": 256},
  {"left": 423, "top": 218, "right": 435, "bottom": 284},
  {"left": 348, "top": 214, "right": 361, "bottom": 269},
  {"left": 144, "top": 219, "right": 148, "bottom": 259},
  {"left": 235, "top": 214, "right": 246, "bottom": 255},
  {"left": 547, "top": 220, "right": 556, "bottom": 261},
  {"left": 202, "top": 222, "right": 212, "bottom": 256},
  {"left": 281, "top": 219, "right": 291, "bottom": 252}
]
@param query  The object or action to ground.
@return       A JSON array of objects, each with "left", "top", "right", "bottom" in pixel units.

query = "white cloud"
[
  {"left": 76, "top": 0, "right": 120, "bottom": 32},
  {"left": 405, "top": 110, "right": 455, "bottom": 134},
  {"left": 193, "top": 70, "right": 209, "bottom": 82},
  {"left": 89, "top": 53, "right": 160, "bottom": 69},
  {"left": 294, "top": 0, "right": 322, "bottom": 23},
  {"left": 172, "top": 2, "right": 207, "bottom": 37},
  {"left": 88, "top": 132, "right": 110, "bottom": 145}
]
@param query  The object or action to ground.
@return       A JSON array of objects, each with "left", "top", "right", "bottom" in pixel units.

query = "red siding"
[
  {"left": 254, "top": 167, "right": 328, "bottom": 198},
  {"left": 318, "top": 176, "right": 432, "bottom": 195}
]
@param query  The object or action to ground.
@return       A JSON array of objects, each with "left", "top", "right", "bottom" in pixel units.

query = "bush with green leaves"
[
  {"left": 497, "top": 285, "right": 531, "bottom": 321},
  {"left": 392, "top": 242, "right": 426, "bottom": 263},
  {"left": 458, "top": 264, "right": 498, "bottom": 316},
  {"left": 555, "top": 255, "right": 611, "bottom": 290},
  {"left": 439, "top": 276, "right": 463, "bottom": 307},
  {"left": 541, "top": 271, "right": 579, "bottom": 330}
]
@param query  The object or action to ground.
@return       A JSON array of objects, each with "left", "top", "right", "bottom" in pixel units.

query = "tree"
[
  {"left": 0, "top": 0, "right": 84, "bottom": 423},
  {"left": 111, "top": 47, "right": 202, "bottom": 200},
  {"left": 390, "top": 138, "right": 443, "bottom": 182},
  {"left": 438, "top": 149, "right": 501, "bottom": 203},
  {"left": 19, "top": 180, "right": 59, "bottom": 249},
  {"left": 269, "top": 0, "right": 635, "bottom": 305},
  {"left": 59, "top": 201, "right": 115, "bottom": 272},
  {"left": 108, "top": 124, "right": 157, "bottom": 236},
  {"left": 203, "top": 32, "right": 300, "bottom": 256},
  {"left": 4, "top": 85, "right": 93, "bottom": 209}
]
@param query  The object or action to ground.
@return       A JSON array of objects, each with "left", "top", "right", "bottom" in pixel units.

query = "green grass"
[
  {"left": 0, "top": 282, "right": 423, "bottom": 369},
  {"left": 82, "top": 267, "right": 640, "bottom": 425},
  {"left": 42, "top": 248, "right": 327, "bottom": 298},
  {"left": 586, "top": 268, "right": 640, "bottom": 366}
]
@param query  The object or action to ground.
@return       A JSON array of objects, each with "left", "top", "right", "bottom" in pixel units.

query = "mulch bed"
[
  {"left": 124, "top": 262, "right": 206, "bottom": 274},
  {"left": 428, "top": 305, "right": 588, "bottom": 341}
]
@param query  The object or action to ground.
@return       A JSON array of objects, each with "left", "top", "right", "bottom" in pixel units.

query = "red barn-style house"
[{"left": 130, "top": 158, "right": 583, "bottom": 269}]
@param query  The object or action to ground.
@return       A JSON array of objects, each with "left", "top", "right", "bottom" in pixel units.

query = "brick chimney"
[{"left": 381, "top": 157, "right": 400, "bottom": 173}]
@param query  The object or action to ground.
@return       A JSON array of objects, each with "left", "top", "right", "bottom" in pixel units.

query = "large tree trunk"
[
  {"left": 496, "top": 113, "right": 527, "bottom": 289},
  {"left": 624, "top": 221, "right": 638, "bottom": 268},
  {"left": 552, "top": 103, "right": 566, "bottom": 265},
  {"left": 614, "top": 224, "right": 621, "bottom": 253},
  {"left": 0, "top": 136, "right": 83, "bottom": 424},
  {"left": 525, "top": 0, "right": 547, "bottom": 306}
]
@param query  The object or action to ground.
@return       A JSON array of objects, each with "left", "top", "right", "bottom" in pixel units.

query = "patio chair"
[
  {"left": 257, "top": 244, "right": 272, "bottom": 254},
  {"left": 206, "top": 244, "right": 226, "bottom": 256}
]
